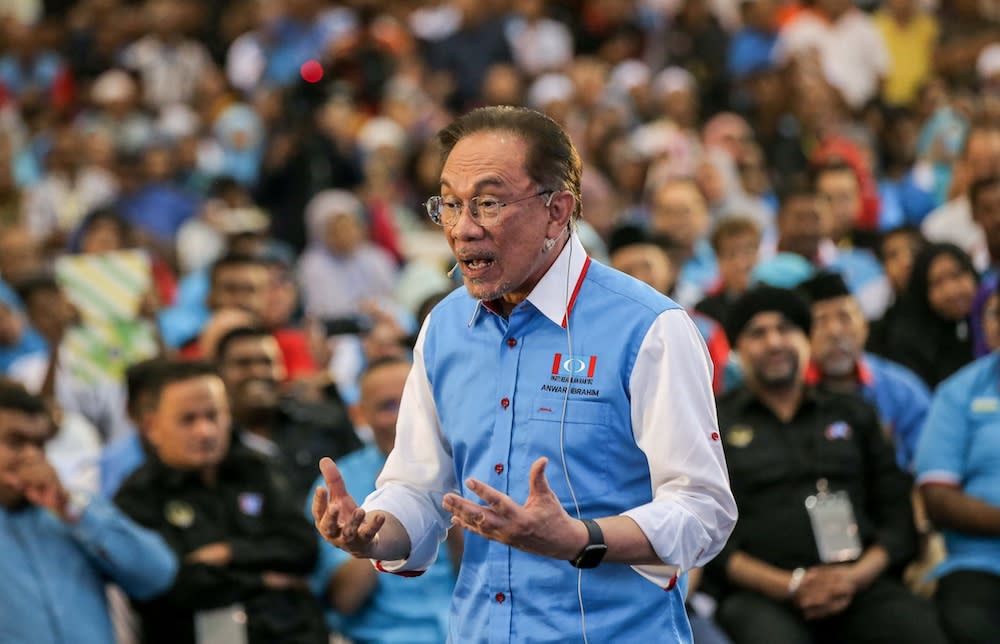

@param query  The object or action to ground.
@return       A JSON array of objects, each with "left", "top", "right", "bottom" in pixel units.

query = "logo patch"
[
  {"left": 165, "top": 500, "right": 195, "bottom": 528},
  {"left": 238, "top": 492, "right": 264, "bottom": 516},
  {"left": 551, "top": 353, "right": 597, "bottom": 377},
  {"left": 824, "top": 421, "right": 852, "bottom": 440},
  {"left": 971, "top": 397, "right": 999, "bottom": 414},
  {"left": 726, "top": 425, "right": 754, "bottom": 448}
]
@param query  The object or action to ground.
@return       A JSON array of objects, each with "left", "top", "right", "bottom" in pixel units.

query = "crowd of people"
[{"left": 2, "top": 0, "right": 1000, "bottom": 642}]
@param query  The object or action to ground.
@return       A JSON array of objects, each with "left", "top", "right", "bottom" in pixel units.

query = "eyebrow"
[{"left": 439, "top": 177, "right": 508, "bottom": 193}]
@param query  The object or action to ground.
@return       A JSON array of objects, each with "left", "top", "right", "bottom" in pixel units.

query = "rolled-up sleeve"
[
  {"left": 363, "top": 318, "right": 456, "bottom": 572},
  {"left": 622, "top": 309, "right": 738, "bottom": 574}
]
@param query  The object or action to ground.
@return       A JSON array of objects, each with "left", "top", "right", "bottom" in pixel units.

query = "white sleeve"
[
  {"left": 362, "top": 316, "right": 456, "bottom": 572},
  {"left": 622, "top": 309, "right": 738, "bottom": 576}
]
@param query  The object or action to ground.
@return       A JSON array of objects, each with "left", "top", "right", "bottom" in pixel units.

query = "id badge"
[
  {"left": 805, "top": 490, "right": 863, "bottom": 563},
  {"left": 194, "top": 603, "right": 248, "bottom": 644}
]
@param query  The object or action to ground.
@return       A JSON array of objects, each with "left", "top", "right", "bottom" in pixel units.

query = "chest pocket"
[{"left": 526, "top": 396, "right": 615, "bottom": 503}]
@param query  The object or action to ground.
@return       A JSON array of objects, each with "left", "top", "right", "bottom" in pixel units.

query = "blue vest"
[{"left": 423, "top": 259, "right": 692, "bottom": 643}]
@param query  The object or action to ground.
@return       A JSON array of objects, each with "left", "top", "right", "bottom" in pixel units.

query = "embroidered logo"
[
  {"left": 238, "top": 492, "right": 264, "bottom": 516},
  {"left": 551, "top": 353, "right": 597, "bottom": 377},
  {"left": 165, "top": 500, "right": 195, "bottom": 528},
  {"left": 971, "top": 397, "right": 999, "bottom": 414},
  {"left": 726, "top": 425, "right": 754, "bottom": 448},
  {"left": 541, "top": 352, "right": 601, "bottom": 397},
  {"left": 824, "top": 421, "right": 852, "bottom": 440}
]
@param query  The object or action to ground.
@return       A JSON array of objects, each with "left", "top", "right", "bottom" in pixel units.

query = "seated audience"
[
  {"left": 0, "top": 378, "right": 176, "bottom": 643},
  {"left": 114, "top": 361, "right": 327, "bottom": 644}
]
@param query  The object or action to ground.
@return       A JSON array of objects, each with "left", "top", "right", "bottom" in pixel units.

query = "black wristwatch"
[{"left": 569, "top": 519, "right": 608, "bottom": 569}]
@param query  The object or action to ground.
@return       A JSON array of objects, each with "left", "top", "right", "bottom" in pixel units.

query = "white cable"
[{"left": 556, "top": 235, "right": 590, "bottom": 644}]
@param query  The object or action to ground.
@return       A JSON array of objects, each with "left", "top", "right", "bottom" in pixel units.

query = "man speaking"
[{"left": 313, "top": 106, "right": 737, "bottom": 643}]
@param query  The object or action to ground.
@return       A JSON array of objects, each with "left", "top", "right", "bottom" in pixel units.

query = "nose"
[{"left": 448, "top": 203, "right": 486, "bottom": 241}]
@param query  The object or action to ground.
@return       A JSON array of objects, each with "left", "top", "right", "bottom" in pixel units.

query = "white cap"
[
  {"left": 653, "top": 66, "right": 696, "bottom": 99},
  {"left": 527, "top": 73, "right": 575, "bottom": 109},
  {"left": 357, "top": 116, "right": 408, "bottom": 155},
  {"left": 978, "top": 43, "right": 1000, "bottom": 80},
  {"left": 609, "top": 59, "right": 651, "bottom": 93},
  {"left": 91, "top": 69, "right": 136, "bottom": 104}
]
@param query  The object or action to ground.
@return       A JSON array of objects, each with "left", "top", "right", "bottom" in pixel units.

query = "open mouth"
[{"left": 459, "top": 253, "right": 496, "bottom": 275}]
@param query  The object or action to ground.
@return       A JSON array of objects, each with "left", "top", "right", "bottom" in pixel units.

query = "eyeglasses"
[{"left": 423, "top": 190, "right": 554, "bottom": 227}]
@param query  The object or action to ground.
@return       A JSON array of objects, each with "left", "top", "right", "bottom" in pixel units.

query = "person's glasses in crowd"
[{"left": 423, "top": 190, "right": 554, "bottom": 227}]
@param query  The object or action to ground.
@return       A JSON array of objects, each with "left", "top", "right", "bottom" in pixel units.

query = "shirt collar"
[
  {"left": 468, "top": 233, "right": 591, "bottom": 328},
  {"left": 804, "top": 356, "right": 873, "bottom": 386}
]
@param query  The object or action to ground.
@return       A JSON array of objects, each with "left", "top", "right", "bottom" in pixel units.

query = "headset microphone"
[{"left": 447, "top": 263, "right": 460, "bottom": 278}]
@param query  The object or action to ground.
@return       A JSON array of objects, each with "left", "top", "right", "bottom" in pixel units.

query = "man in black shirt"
[
  {"left": 114, "top": 361, "right": 326, "bottom": 644},
  {"left": 216, "top": 326, "right": 361, "bottom": 504},
  {"left": 707, "top": 285, "right": 947, "bottom": 644}
]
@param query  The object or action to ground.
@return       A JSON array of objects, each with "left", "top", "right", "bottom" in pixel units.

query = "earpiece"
[{"left": 542, "top": 238, "right": 556, "bottom": 253}]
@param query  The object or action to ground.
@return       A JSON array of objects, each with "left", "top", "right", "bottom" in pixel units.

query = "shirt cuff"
[
  {"left": 363, "top": 485, "right": 448, "bottom": 573},
  {"left": 623, "top": 500, "right": 711, "bottom": 573},
  {"left": 916, "top": 470, "right": 962, "bottom": 487}
]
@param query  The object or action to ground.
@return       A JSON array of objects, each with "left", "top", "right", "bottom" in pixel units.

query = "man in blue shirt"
[
  {"left": 0, "top": 378, "right": 176, "bottom": 644},
  {"left": 312, "top": 106, "right": 737, "bottom": 643},
  {"left": 308, "top": 356, "right": 456, "bottom": 643},
  {"left": 916, "top": 321, "right": 1000, "bottom": 643},
  {"left": 798, "top": 271, "right": 931, "bottom": 471}
]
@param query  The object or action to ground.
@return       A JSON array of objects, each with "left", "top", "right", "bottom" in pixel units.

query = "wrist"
[
  {"left": 63, "top": 490, "right": 91, "bottom": 524},
  {"left": 566, "top": 519, "right": 590, "bottom": 560}
]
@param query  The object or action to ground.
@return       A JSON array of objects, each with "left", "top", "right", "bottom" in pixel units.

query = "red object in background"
[
  {"left": 366, "top": 198, "right": 404, "bottom": 264},
  {"left": 300, "top": 60, "right": 324, "bottom": 84}
]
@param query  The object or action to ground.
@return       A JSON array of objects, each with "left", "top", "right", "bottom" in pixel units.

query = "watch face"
[{"left": 574, "top": 544, "right": 609, "bottom": 569}]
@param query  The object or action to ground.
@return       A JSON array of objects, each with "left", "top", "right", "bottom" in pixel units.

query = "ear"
[{"left": 545, "top": 190, "right": 576, "bottom": 239}]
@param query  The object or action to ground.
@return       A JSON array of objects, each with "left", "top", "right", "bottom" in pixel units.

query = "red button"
[
  {"left": 500, "top": 398, "right": 510, "bottom": 409},
  {"left": 495, "top": 592, "right": 505, "bottom": 603},
  {"left": 494, "top": 463, "right": 504, "bottom": 474},
  {"left": 711, "top": 432, "right": 720, "bottom": 441},
  {"left": 507, "top": 338, "right": 517, "bottom": 348}
]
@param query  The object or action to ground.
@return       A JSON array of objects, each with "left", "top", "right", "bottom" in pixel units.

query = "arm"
[
  {"left": 328, "top": 557, "right": 379, "bottom": 615},
  {"left": 9, "top": 454, "right": 176, "bottom": 600},
  {"left": 914, "top": 375, "right": 1000, "bottom": 534},
  {"left": 921, "top": 484, "right": 1000, "bottom": 535},
  {"left": 858, "top": 401, "right": 918, "bottom": 569},
  {"left": 360, "top": 319, "right": 457, "bottom": 570},
  {"left": 622, "top": 311, "right": 739, "bottom": 571}
]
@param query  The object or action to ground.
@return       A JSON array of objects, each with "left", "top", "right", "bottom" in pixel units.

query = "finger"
[
  {"left": 341, "top": 507, "right": 366, "bottom": 541},
  {"left": 320, "top": 457, "right": 358, "bottom": 515},
  {"left": 311, "top": 486, "right": 328, "bottom": 525},
  {"left": 527, "top": 457, "right": 551, "bottom": 499},
  {"left": 358, "top": 512, "right": 386, "bottom": 543},
  {"left": 443, "top": 493, "right": 493, "bottom": 529},
  {"left": 466, "top": 478, "right": 517, "bottom": 518}
]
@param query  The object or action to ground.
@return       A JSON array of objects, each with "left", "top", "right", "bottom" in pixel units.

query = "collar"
[
  {"left": 468, "top": 233, "right": 591, "bottom": 328},
  {"left": 804, "top": 356, "right": 873, "bottom": 386}
]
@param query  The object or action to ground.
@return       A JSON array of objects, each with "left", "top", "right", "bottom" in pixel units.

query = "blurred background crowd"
[{"left": 2, "top": 0, "right": 1000, "bottom": 642}]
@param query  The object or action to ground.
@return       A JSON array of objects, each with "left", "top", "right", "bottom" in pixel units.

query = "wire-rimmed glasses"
[{"left": 423, "top": 190, "right": 554, "bottom": 227}]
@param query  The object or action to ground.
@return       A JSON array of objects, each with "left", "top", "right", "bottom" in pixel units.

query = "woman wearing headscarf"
[
  {"left": 296, "top": 189, "right": 398, "bottom": 321},
  {"left": 868, "top": 242, "right": 978, "bottom": 388}
]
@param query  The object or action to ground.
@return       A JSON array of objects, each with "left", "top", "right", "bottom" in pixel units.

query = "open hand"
[
  {"left": 442, "top": 457, "right": 586, "bottom": 561},
  {"left": 313, "top": 457, "right": 386, "bottom": 558}
]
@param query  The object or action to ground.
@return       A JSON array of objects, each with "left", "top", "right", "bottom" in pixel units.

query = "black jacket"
[{"left": 114, "top": 442, "right": 327, "bottom": 644}]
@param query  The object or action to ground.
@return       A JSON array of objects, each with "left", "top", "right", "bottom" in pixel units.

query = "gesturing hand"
[
  {"left": 312, "top": 457, "right": 386, "bottom": 558},
  {"left": 442, "top": 457, "right": 586, "bottom": 561}
]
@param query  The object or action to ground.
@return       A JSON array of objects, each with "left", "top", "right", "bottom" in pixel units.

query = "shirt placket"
[{"left": 485, "top": 310, "right": 528, "bottom": 643}]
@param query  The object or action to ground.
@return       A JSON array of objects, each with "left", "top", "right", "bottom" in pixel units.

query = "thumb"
[{"left": 527, "top": 457, "right": 551, "bottom": 499}]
